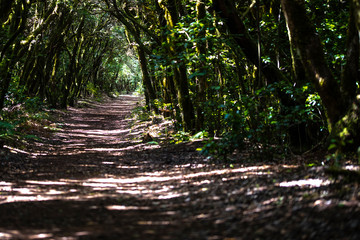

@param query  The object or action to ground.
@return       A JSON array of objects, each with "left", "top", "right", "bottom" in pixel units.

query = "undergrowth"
[{"left": 0, "top": 97, "right": 57, "bottom": 150}]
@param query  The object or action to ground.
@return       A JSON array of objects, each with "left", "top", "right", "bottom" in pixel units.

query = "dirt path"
[{"left": 0, "top": 95, "right": 359, "bottom": 240}]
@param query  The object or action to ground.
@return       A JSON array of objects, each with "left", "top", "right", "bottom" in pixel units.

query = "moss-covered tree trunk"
[
  {"left": 137, "top": 45, "right": 157, "bottom": 110},
  {"left": 159, "top": 0, "right": 195, "bottom": 131},
  {"left": 330, "top": 0, "right": 360, "bottom": 151},
  {"left": 154, "top": 1, "right": 179, "bottom": 119},
  {"left": 61, "top": 16, "right": 84, "bottom": 108},
  {"left": 341, "top": 1, "right": 359, "bottom": 106},
  {"left": 212, "top": 0, "right": 289, "bottom": 86},
  {"left": 0, "top": 0, "right": 30, "bottom": 110},
  {"left": 195, "top": 0, "right": 207, "bottom": 131},
  {"left": 281, "top": 0, "right": 345, "bottom": 129},
  {"left": 281, "top": 0, "right": 360, "bottom": 151},
  {"left": 212, "top": 0, "right": 320, "bottom": 153}
]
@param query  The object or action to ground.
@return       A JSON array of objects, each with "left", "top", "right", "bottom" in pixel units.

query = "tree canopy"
[{"left": 1, "top": 0, "right": 359, "bottom": 158}]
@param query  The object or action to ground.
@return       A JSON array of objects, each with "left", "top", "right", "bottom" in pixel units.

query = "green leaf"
[{"left": 328, "top": 143, "right": 337, "bottom": 150}]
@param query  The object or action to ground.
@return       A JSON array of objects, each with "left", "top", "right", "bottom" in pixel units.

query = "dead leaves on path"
[{"left": 0, "top": 95, "right": 360, "bottom": 239}]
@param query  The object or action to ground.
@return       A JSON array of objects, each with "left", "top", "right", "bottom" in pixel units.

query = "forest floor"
[{"left": 0, "top": 95, "right": 360, "bottom": 240}]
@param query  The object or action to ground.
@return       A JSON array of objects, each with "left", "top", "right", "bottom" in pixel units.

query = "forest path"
[{"left": 0, "top": 95, "right": 359, "bottom": 240}]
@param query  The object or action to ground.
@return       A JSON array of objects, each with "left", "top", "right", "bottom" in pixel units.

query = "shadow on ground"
[{"left": 0, "top": 95, "right": 359, "bottom": 239}]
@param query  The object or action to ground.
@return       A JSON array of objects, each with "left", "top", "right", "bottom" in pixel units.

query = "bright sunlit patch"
[
  {"left": 2, "top": 195, "right": 54, "bottom": 204},
  {"left": 65, "top": 123, "right": 91, "bottom": 128},
  {"left": 281, "top": 164, "right": 299, "bottom": 169},
  {"left": 345, "top": 165, "right": 360, "bottom": 171},
  {"left": 0, "top": 233, "right": 12, "bottom": 238},
  {"left": 26, "top": 180, "right": 69, "bottom": 186},
  {"left": 0, "top": 181, "right": 12, "bottom": 186},
  {"left": 195, "top": 213, "right": 211, "bottom": 219},
  {"left": 0, "top": 182, "right": 13, "bottom": 191},
  {"left": 278, "top": 178, "right": 330, "bottom": 188},
  {"left": 191, "top": 180, "right": 211, "bottom": 186},
  {"left": 0, "top": 186, "right": 12, "bottom": 192},
  {"left": 313, "top": 199, "right": 333, "bottom": 207},
  {"left": 85, "top": 166, "right": 273, "bottom": 186},
  {"left": 102, "top": 161, "right": 115, "bottom": 165},
  {"left": 184, "top": 165, "right": 272, "bottom": 179},
  {"left": 106, "top": 205, "right": 150, "bottom": 211},
  {"left": 47, "top": 189, "right": 64, "bottom": 195},
  {"left": 84, "top": 143, "right": 156, "bottom": 153},
  {"left": 86, "top": 148, "right": 123, "bottom": 152},
  {"left": 28, "top": 233, "right": 53, "bottom": 239},
  {"left": 315, "top": 73, "right": 325, "bottom": 86},
  {"left": 0, "top": 164, "right": 278, "bottom": 206},
  {"left": 15, "top": 188, "right": 33, "bottom": 195},
  {"left": 158, "top": 192, "right": 188, "bottom": 200},
  {"left": 116, "top": 189, "right": 143, "bottom": 195},
  {"left": 3, "top": 145, "right": 29, "bottom": 155},
  {"left": 79, "top": 129, "right": 129, "bottom": 135},
  {"left": 82, "top": 182, "right": 118, "bottom": 188}
]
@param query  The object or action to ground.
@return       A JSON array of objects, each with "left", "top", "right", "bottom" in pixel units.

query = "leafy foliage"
[{"left": 1, "top": 0, "right": 358, "bottom": 159}]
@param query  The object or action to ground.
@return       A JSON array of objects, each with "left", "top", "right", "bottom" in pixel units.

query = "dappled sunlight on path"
[{"left": 0, "top": 95, "right": 359, "bottom": 240}]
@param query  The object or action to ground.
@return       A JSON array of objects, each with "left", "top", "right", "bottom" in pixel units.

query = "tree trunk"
[
  {"left": 159, "top": 0, "right": 195, "bottom": 131},
  {"left": 212, "top": 0, "right": 319, "bottom": 153},
  {"left": 137, "top": 45, "right": 157, "bottom": 110},
  {"left": 330, "top": 0, "right": 360, "bottom": 152},
  {"left": 195, "top": 0, "right": 207, "bottom": 130},
  {"left": 175, "top": 65, "right": 196, "bottom": 131},
  {"left": 0, "top": 59, "right": 13, "bottom": 110},
  {"left": 212, "top": 0, "right": 289, "bottom": 86},
  {"left": 212, "top": 0, "right": 299, "bottom": 110},
  {"left": 281, "top": 0, "right": 360, "bottom": 152},
  {"left": 341, "top": 1, "right": 359, "bottom": 106},
  {"left": 353, "top": 0, "right": 360, "bottom": 29},
  {"left": 280, "top": 0, "right": 345, "bottom": 131},
  {"left": 0, "top": 1, "right": 30, "bottom": 110}
]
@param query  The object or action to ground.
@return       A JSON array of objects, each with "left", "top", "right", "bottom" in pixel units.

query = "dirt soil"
[{"left": 0, "top": 95, "right": 359, "bottom": 240}]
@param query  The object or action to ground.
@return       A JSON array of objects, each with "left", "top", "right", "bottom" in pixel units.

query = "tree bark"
[
  {"left": 281, "top": 0, "right": 360, "bottom": 152},
  {"left": 0, "top": 59, "right": 13, "bottom": 110},
  {"left": 0, "top": 1, "right": 30, "bottom": 110},
  {"left": 212, "top": 0, "right": 319, "bottom": 153},
  {"left": 212, "top": 0, "right": 289, "bottom": 86},
  {"left": 195, "top": 0, "right": 207, "bottom": 130},
  {"left": 280, "top": 0, "right": 345, "bottom": 130},
  {"left": 341, "top": 1, "right": 359, "bottom": 106},
  {"left": 159, "top": 0, "right": 195, "bottom": 131},
  {"left": 353, "top": 0, "right": 360, "bottom": 29},
  {"left": 212, "top": 0, "right": 300, "bottom": 113},
  {"left": 137, "top": 45, "right": 157, "bottom": 110}
]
